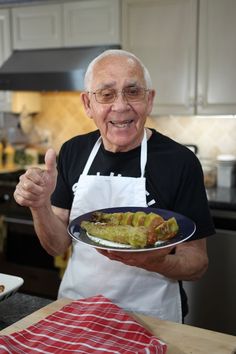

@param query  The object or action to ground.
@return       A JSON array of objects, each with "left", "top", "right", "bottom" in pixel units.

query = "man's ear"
[
  {"left": 146, "top": 89, "right": 156, "bottom": 116},
  {"left": 80, "top": 92, "right": 92, "bottom": 118}
]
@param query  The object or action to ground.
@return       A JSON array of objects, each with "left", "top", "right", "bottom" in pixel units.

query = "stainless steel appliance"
[
  {"left": 0, "top": 45, "right": 120, "bottom": 91},
  {"left": 0, "top": 171, "right": 60, "bottom": 299},
  {"left": 184, "top": 193, "right": 236, "bottom": 336}
]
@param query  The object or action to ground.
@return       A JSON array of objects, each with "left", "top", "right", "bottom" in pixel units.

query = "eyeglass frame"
[{"left": 87, "top": 86, "right": 151, "bottom": 104}]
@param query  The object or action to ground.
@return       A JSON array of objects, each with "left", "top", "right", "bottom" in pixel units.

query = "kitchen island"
[{"left": 0, "top": 297, "right": 236, "bottom": 354}]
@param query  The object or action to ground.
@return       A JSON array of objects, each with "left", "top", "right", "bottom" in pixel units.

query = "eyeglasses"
[{"left": 88, "top": 87, "right": 150, "bottom": 104}]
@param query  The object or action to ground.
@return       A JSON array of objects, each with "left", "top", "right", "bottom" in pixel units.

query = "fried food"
[
  {"left": 81, "top": 211, "right": 179, "bottom": 248},
  {"left": 155, "top": 217, "right": 179, "bottom": 241},
  {"left": 0, "top": 284, "right": 5, "bottom": 293},
  {"left": 81, "top": 221, "right": 148, "bottom": 248},
  {"left": 91, "top": 211, "right": 164, "bottom": 228}
]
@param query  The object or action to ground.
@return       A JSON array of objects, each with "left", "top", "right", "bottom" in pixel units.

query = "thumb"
[{"left": 44, "top": 148, "right": 57, "bottom": 175}]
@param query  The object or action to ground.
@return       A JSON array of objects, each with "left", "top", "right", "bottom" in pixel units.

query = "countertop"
[
  {"left": 207, "top": 187, "right": 236, "bottom": 211},
  {"left": 1, "top": 297, "right": 236, "bottom": 354},
  {"left": 0, "top": 292, "right": 52, "bottom": 330}
]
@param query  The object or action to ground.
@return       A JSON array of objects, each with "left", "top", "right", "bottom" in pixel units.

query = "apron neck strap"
[
  {"left": 140, "top": 129, "right": 147, "bottom": 177},
  {"left": 82, "top": 136, "right": 102, "bottom": 175},
  {"left": 82, "top": 130, "right": 147, "bottom": 177}
]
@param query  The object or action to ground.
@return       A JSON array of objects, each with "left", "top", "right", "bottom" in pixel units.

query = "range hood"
[{"left": 0, "top": 45, "right": 120, "bottom": 91}]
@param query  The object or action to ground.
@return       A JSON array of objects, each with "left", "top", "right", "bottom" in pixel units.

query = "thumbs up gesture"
[{"left": 14, "top": 148, "right": 58, "bottom": 209}]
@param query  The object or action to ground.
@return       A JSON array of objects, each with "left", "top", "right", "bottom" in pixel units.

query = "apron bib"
[{"left": 58, "top": 130, "right": 182, "bottom": 322}]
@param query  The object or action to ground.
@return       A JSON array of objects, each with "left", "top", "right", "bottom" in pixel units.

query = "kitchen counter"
[
  {"left": 1, "top": 298, "right": 236, "bottom": 354},
  {"left": 0, "top": 292, "right": 52, "bottom": 331},
  {"left": 207, "top": 187, "right": 236, "bottom": 211}
]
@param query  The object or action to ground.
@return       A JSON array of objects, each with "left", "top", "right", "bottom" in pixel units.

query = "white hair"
[{"left": 84, "top": 49, "right": 153, "bottom": 91}]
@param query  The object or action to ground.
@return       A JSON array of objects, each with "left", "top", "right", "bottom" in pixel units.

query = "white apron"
[{"left": 58, "top": 130, "right": 182, "bottom": 322}]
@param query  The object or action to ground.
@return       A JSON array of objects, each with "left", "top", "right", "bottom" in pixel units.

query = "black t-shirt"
[{"left": 52, "top": 129, "right": 215, "bottom": 240}]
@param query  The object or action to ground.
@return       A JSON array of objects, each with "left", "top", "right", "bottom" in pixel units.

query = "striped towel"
[{"left": 0, "top": 295, "right": 167, "bottom": 353}]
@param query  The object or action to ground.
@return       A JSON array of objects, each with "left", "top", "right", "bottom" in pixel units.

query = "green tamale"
[{"left": 81, "top": 221, "right": 148, "bottom": 248}]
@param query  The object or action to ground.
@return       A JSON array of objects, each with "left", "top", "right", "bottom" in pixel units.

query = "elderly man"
[{"left": 14, "top": 49, "right": 215, "bottom": 323}]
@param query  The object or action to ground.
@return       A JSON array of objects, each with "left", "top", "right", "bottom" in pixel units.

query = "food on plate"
[
  {"left": 0, "top": 284, "right": 5, "bottom": 293},
  {"left": 155, "top": 217, "right": 180, "bottom": 241},
  {"left": 81, "top": 222, "right": 148, "bottom": 248},
  {"left": 81, "top": 211, "right": 179, "bottom": 248},
  {"left": 91, "top": 211, "right": 165, "bottom": 227}
]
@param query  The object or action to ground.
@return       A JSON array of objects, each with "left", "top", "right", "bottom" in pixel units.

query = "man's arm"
[
  {"left": 30, "top": 205, "right": 71, "bottom": 256},
  {"left": 98, "top": 238, "right": 208, "bottom": 281}
]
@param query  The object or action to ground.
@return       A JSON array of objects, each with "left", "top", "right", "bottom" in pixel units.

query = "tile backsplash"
[
  {"left": 34, "top": 92, "right": 236, "bottom": 159},
  {"left": 146, "top": 115, "right": 236, "bottom": 159}
]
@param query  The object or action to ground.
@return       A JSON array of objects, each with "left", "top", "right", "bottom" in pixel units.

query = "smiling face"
[{"left": 81, "top": 55, "right": 155, "bottom": 152}]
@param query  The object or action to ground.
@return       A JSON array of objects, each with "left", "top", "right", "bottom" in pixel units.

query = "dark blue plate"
[{"left": 68, "top": 207, "right": 196, "bottom": 252}]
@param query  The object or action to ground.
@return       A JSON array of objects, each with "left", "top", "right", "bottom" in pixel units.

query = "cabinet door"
[
  {"left": 12, "top": 4, "right": 63, "bottom": 49},
  {"left": 0, "top": 9, "right": 11, "bottom": 66},
  {"left": 122, "top": 0, "right": 197, "bottom": 115},
  {"left": 63, "top": 0, "right": 120, "bottom": 47},
  {"left": 197, "top": 0, "right": 236, "bottom": 114}
]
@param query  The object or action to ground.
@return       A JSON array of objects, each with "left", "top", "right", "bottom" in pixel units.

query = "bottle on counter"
[
  {"left": 200, "top": 158, "right": 217, "bottom": 189},
  {"left": 0, "top": 142, "right": 3, "bottom": 169},
  {"left": 4, "top": 143, "right": 15, "bottom": 170}
]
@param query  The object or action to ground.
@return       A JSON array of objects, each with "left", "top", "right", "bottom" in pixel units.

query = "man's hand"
[
  {"left": 98, "top": 246, "right": 175, "bottom": 269},
  {"left": 14, "top": 148, "right": 58, "bottom": 209},
  {"left": 98, "top": 238, "right": 208, "bottom": 281}
]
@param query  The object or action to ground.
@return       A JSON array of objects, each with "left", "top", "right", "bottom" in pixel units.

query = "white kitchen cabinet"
[
  {"left": 63, "top": 0, "right": 120, "bottom": 47},
  {"left": 122, "top": 0, "right": 236, "bottom": 116},
  {"left": 12, "top": 4, "right": 63, "bottom": 49},
  {"left": 197, "top": 0, "right": 236, "bottom": 115},
  {"left": 122, "top": 0, "right": 197, "bottom": 115},
  {"left": 0, "top": 9, "right": 11, "bottom": 66},
  {"left": 11, "top": 0, "right": 120, "bottom": 50}
]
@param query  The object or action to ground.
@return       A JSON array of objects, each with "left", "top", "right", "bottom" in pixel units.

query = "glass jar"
[{"left": 200, "top": 158, "right": 217, "bottom": 189}]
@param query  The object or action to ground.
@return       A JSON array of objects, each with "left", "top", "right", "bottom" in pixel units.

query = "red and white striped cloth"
[{"left": 0, "top": 295, "right": 167, "bottom": 353}]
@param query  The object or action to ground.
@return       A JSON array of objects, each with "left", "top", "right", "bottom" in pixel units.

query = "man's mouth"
[{"left": 110, "top": 119, "right": 133, "bottom": 128}]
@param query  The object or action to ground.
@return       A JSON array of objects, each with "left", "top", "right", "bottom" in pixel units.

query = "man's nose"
[{"left": 112, "top": 91, "right": 129, "bottom": 106}]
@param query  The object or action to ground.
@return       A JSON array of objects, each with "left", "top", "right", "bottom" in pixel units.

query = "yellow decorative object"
[
  {"left": 4, "top": 144, "right": 15, "bottom": 169},
  {"left": 0, "top": 142, "right": 3, "bottom": 168},
  {"left": 54, "top": 247, "right": 71, "bottom": 278}
]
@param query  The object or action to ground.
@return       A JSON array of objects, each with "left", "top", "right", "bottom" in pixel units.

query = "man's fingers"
[{"left": 44, "top": 148, "right": 57, "bottom": 175}]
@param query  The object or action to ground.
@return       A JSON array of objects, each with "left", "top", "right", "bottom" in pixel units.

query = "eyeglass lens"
[{"left": 93, "top": 87, "right": 148, "bottom": 103}]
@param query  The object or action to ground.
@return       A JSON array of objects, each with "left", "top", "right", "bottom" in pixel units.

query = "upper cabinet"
[
  {"left": 122, "top": 0, "right": 236, "bottom": 116},
  {"left": 122, "top": 0, "right": 197, "bottom": 115},
  {"left": 11, "top": 0, "right": 120, "bottom": 50},
  {"left": 0, "top": 9, "right": 11, "bottom": 66},
  {"left": 197, "top": 0, "right": 236, "bottom": 115},
  {"left": 12, "top": 4, "right": 63, "bottom": 49},
  {"left": 63, "top": 0, "right": 120, "bottom": 47}
]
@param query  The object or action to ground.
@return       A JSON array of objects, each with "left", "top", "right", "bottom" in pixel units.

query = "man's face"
[{"left": 81, "top": 56, "right": 155, "bottom": 152}]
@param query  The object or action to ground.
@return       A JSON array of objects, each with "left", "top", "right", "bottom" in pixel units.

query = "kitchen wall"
[{"left": 33, "top": 92, "right": 236, "bottom": 160}]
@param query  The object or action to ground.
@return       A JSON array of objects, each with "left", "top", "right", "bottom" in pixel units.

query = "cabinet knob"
[{"left": 197, "top": 95, "right": 204, "bottom": 107}]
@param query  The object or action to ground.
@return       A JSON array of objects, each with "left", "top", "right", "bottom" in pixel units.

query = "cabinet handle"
[{"left": 197, "top": 95, "right": 204, "bottom": 107}]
